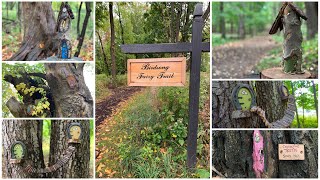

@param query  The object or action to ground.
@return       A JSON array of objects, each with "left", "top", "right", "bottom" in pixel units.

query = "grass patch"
[
  {"left": 95, "top": 74, "right": 127, "bottom": 102},
  {"left": 291, "top": 115, "right": 318, "bottom": 128},
  {"left": 96, "top": 72, "right": 210, "bottom": 178}
]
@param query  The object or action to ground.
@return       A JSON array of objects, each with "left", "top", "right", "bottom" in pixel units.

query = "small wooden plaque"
[
  {"left": 278, "top": 144, "right": 305, "bottom": 160},
  {"left": 127, "top": 57, "right": 186, "bottom": 86}
]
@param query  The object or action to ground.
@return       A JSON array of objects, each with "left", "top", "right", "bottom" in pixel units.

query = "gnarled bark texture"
[
  {"left": 212, "top": 81, "right": 287, "bottom": 128},
  {"left": 255, "top": 81, "right": 286, "bottom": 123},
  {"left": 48, "top": 120, "right": 90, "bottom": 178},
  {"left": 7, "top": 2, "right": 57, "bottom": 61},
  {"left": 212, "top": 130, "right": 318, "bottom": 178},
  {"left": 45, "top": 63, "right": 93, "bottom": 118},
  {"left": 2, "top": 120, "right": 45, "bottom": 178}
]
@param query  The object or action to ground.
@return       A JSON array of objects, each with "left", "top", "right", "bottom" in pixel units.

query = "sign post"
[{"left": 120, "top": 3, "right": 209, "bottom": 169}]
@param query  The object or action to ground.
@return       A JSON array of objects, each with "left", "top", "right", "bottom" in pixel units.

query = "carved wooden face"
[
  {"left": 237, "top": 87, "right": 252, "bottom": 110},
  {"left": 13, "top": 144, "right": 24, "bottom": 159},
  {"left": 70, "top": 125, "right": 81, "bottom": 140}
]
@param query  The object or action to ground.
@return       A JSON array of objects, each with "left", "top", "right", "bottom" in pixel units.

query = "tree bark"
[
  {"left": 291, "top": 81, "right": 300, "bottom": 127},
  {"left": 45, "top": 63, "right": 93, "bottom": 118},
  {"left": 74, "top": 2, "right": 91, "bottom": 57},
  {"left": 7, "top": 2, "right": 57, "bottom": 61},
  {"left": 311, "top": 80, "right": 318, "bottom": 121},
  {"left": 96, "top": 31, "right": 110, "bottom": 75},
  {"left": 255, "top": 81, "right": 286, "bottom": 123},
  {"left": 213, "top": 81, "right": 262, "bottom": 128},
  {"left": 213, "top": 130, "right": 318, "bottom": 178},
  {"left": 109, "top": 2, "right": 116, "bottom": 81},
  {"left": 2, "top": 120, "right": 45, "bottom": 178},
  {"left": 77, "top": 2, "right": 83, "bottom": 37},
  {"left": 305, "top": 2, "right": 318, "bottom": 40},
  {"left": 219, "top": 2, "right": 226, "bottom": 39},
  {"left": 238, "top": 3, "right": 245, "bottom": 39},
  {"left": 48, "top": 120, "right": 90, "bottom": 178},
  {"left": 213, "top": 81, "right": 288, "bottom": 128}
]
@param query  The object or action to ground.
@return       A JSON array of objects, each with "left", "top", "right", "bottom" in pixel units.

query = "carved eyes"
[{"left": 241, "top": 90, "right": 248, "bottom": 95}]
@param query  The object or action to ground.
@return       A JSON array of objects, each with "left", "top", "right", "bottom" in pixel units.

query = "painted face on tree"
[
  {"left": 13, "top": 144, "right": 24, "bottom": 159},
  {"left": 70, "top": 125, "right": 81, "bottom": 140},
  {"left": 237, "top": 87, "right": 252, "bottom": 110}
]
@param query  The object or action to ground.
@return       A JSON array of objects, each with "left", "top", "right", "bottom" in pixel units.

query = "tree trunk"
[
  {"left": 4, "top": 63, "right": 93, "bottom": 118},
  {"left": 212, "top": 81, "right": 261, "bottom": 128},
  {"left": 7, "top": 2, "right": 57, "bottom": 61},
  {"left": 311, "top": 80, "right": 318, "bottom": 120},
  {"left": 45, "top": 63, "right": 93, "bottom": 118},
  {"left": 96, "top": 31, "right": 110, "bottom": 75},
  {"left": 305, "top": 2, "right": 318, "bottom": 40},
  {"left": 255, "top": 81, "right": 286, "bottom": 123},
  {"left": 2, "top": 120, "right": 91, "bottom": 178},
  {"left": 291, "top": 81, "right": 300, "bottom": 127},
  {"left": 109, "top": 2, "right": 116, "bottom": 81},
  {"left": 213, "top": 130, "right": 318, "bottom": 178},
  {"left": 77, "top": 2, "right": 83, "bottom": 37},
  {"left": 212, "top": 81, "right": 288, "bottom": 128},
  {"left": 48, "top": 120, "right": 90, "bottom": 178},
  {"left": 219, "top": 2, "right": 226, "bottom": 39},
  {"left": 74, "top": 2, "right": 91, "bottom": 57},
  {"left": 238, "top": 3, "right": 245, "bottom": 39},
  {"left": 2, "top": 120, "right": 45, "bottom": 178}
]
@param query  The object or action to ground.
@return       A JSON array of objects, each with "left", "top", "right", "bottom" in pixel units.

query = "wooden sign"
[
  {"left": 127, "top": 57, "right": 186, "bottom": 86},
  {"left": 278, "top": 144, "right": 305, "bottom": 160}
]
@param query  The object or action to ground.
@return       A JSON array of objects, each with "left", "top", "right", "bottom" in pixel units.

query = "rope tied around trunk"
[{"left": 250, "top": 95, "right": 296, "bottom": 128}]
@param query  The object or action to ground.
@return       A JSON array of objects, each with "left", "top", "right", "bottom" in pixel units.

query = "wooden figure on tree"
[
  {"left": 57, "top": 2, "right": 74, "bottom": 33},
  {"left": 269, "top": 2, "right": 308, "bottom": 75}
]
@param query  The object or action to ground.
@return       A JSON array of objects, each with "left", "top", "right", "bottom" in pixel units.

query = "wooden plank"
[
  {"left": 121, "top": 42, "right": 210, "bottom": 54},
  {"left": 278, "top": 144, "right": 305, "bottom": 160},
  {"left": 127, "top": 57, "right": 186, "bottom": 86}
]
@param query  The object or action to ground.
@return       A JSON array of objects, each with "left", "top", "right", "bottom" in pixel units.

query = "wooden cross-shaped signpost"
[{"left": 121, "top": 3, "right": 210, "bottom": 169}]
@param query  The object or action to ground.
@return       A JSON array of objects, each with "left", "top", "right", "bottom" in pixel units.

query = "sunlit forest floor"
[
  {"left": 212, "top": 35, "right": 279, "bottom": 79},
  {"left": 95, "top": 73, "right": 210, "bottom": 178},
  {"left": 212, "top": 33, "right": 318, "bottom": 79}
]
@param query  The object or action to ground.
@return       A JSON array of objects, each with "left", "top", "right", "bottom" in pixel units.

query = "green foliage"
[
  {"left": 291, "top": 115, "right": 318, "bottom": 128},
  {"left": 95, "top": 2, "right": 210, "bottom": 75}
]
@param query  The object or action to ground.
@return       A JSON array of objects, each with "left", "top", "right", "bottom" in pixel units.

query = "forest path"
[
  {"left": 212, "top": 35, "right": 280, "bottom": 79},
  {"left": 95, "top": 86, "right": 142, "bottom": 126}
]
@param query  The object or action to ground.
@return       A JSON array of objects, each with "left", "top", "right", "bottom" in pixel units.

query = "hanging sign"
[
  {"left": 278, "top": 144, "right": 305, "bottom": 160},
  {"left": 127, "top": 57, "right": 186, "bottom": 86}
]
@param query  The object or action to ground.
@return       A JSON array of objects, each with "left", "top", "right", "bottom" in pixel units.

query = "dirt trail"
[
  {"left": 95, "top": 86, "right": 142, "bottom": 126},
  {"left": 212, "top": 35, "right": 280, "bottom": 79}
]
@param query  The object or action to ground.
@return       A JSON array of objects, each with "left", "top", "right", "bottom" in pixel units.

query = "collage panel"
[
  {"left": 95, "top": 2, "right": 210, "bottom": 178},
  {"left": 2, "top": 62, "right": 94, "bottom": 118},
  {"left": 2, "top": 119, "right": 94, "bottom": 178},
  {"left": 212, "top": 130, "right": 318, "bottom": 178},
  {"left": 212, "top": 2, "right": 318, "bottom": 79},
  {"left": 212, "top": 80, "right": 318, "bottom": 128},
  {"left": 2, "top": 1, "right": 94, "bottom": 61}
]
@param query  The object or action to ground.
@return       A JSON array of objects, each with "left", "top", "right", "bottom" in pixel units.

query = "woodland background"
[{"left": 212, "top": 2, "right": 318, "bottom": 78}]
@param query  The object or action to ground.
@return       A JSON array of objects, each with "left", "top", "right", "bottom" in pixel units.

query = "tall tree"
[
  {"left": 109, "top": 2, "right": 116, "bottom": 81},
  {"left": 213, "top": 130, "right": 318, "bottom": 178},
  {"left": 2, "top": 120, "right": 91, "bottom": 178},
  {"left": 219, "top": 2, "right": 226, "bottom": 39},
  {"left": 305, "top": 2, "right": 318, "bottom": 40}
]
